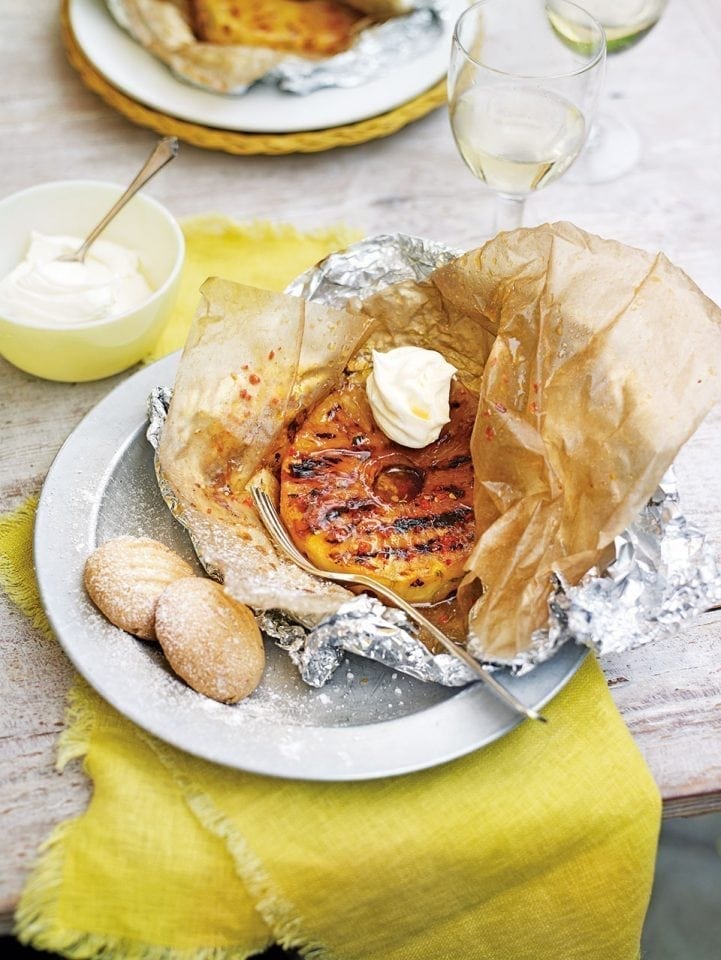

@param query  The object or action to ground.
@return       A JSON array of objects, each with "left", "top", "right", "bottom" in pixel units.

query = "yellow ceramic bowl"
[{"left": 0, "top": 180, "right": 184, "bottom": 382}]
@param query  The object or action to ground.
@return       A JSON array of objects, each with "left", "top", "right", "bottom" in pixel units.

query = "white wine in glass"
[
  {"left": 448, "top": 0, "right": 606, "bottom": 233},
  {"left": 548, "top": 0, "right": 670, "bottom": 181},
  {"left": 451, "top": 86, "right": 586, "bottom": 196},
  {"left": 550, "top": 0, "right": 668, "bottom": 53}
]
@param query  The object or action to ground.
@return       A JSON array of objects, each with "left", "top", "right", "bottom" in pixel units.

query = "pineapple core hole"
[{"left": 372, "top": 465, "right": 425, "bottom": 504}]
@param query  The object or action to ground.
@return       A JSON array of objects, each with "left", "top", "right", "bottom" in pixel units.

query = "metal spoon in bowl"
[{"left": 57, "top": 137, "right": 179, "bottom": 264}]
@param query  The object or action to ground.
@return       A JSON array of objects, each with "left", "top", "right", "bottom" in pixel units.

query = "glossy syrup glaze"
[{"left": 279, "top": 378, "right": 478, "bottom": 606}]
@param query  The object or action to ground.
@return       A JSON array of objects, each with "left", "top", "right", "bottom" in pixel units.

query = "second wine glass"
[
  {"left": 548, "top": 0, "right": 670, "bottom": 183},
  {"left": 448, "top": 0, "right": 606, "bottom": 234}
]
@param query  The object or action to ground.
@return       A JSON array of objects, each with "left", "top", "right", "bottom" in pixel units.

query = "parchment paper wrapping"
[
  {"left": 157, "top": 281, "right": 365, "bottom": 623},
  {"left": 427, "top": 223, "right": 721, "bottom": 660},
  {"left": 107, "top": 0, "right": 285, "bottom": 92},
  {"left": 157, "top": 223, "right": 721, "bottom": 669}
]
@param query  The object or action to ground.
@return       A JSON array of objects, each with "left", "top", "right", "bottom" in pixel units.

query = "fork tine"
[
  {"left": 252, "top": 487, "right": 308, "bottom": 567},
  {"left": 258, "top": 490, "right": 295, "bottom": 551}
]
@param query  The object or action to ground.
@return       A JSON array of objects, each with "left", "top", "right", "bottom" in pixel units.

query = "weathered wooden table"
[{"left": 2, "top": 0, "right": 720, "bottom": 932}]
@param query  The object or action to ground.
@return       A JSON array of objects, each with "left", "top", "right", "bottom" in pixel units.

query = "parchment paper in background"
[
  {"left": 107, "top": 0, "right": 284, "bottom": 92},
  {"left": 107, "top": 0, "right": 443, "bottom": 95}
]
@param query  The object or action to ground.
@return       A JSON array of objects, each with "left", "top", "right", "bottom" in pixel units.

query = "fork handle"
[
  {"left": 247, "top": 484, "right": 544, "bottom": 723},
  {"left": 352, "top": 574, "right": 545, "bottom": 723}
]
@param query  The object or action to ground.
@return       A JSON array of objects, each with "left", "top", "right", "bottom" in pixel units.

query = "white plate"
[
  {"left": 70, "top": 0, "right": 462, "bottom": 133},
  {"left": 35, "top": 354, "right": 585, "bottom": 780}
]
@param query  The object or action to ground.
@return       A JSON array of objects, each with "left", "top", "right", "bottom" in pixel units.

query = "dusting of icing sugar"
[
  {"left": 84, "top": 536, "right": 195, "bottom": 641},
  {"left": 56, "top": 422, "right": 458, "bottom": 772}
]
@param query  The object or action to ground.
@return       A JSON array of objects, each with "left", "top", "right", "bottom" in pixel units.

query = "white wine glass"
[
  {"left": 448, "top": 0, "right": 606, "bottom": 234},
  {"left": 548, "top": 0, "right": 670, "bottom": 182}
]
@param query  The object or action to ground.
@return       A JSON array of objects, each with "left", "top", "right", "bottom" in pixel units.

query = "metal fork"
[{"left": 250, "top": 483, "right": 546, "bottom": 723}]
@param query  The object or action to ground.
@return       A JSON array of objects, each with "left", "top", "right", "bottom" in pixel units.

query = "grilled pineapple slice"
[
  {"left": 280, "top": 378, "right": 477, "bottom": 604},
  {"left": 189, "top": 0, "right": 366, "bottom": 56}
]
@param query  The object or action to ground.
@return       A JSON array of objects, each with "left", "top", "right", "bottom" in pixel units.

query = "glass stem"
[{"left": 494, "top": 195, "right": 525, "bottom": 233}]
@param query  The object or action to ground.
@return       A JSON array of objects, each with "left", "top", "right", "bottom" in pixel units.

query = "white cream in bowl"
[
  {"left": 0, "top": 180, "right": 184, "bottom": 382},
  {"left": 0, "top": 231, "right": 153, "bottom": 326}
]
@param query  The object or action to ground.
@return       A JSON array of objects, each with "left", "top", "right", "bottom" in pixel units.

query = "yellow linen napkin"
[
  {"left": 144, "top": 216, "right": 362, "bottom": 362},
  {"left": 1, "top": 219, "right": 661, "bottom": 960}
]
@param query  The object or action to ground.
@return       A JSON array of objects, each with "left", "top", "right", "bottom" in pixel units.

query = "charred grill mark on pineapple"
[
  {"left": 279, "top": 378, "right": 478, "bottom": 604},
  {"left": 393, "top": 508, "right": 470, "bottom": 532},
  {"left": 288, "top": 455, "right": 342, "bottom": 478},
  {"left": 444, "top": 455, "right": 472, "bottom": 469},
  {"left": 323, "top": 501, "right": 376, "bottom": 521},
  {"left": 287, "top": 449, "right": 371, "bottom": 478}
]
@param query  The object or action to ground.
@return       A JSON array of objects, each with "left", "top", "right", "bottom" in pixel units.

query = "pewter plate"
[{"left": 35, "top": 354, "right": 586, "bottom": 781}]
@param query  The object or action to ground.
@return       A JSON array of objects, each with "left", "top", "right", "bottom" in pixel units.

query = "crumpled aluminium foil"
[
  {"left": 259, "top": 597, "right": 477, "bottom": 687},
  {"left": 246, "top": 474, "right": 721, "bottom": 685},
  {"left": 269, "top": 6, "right": 444, "bottom": 95},
  {"left": 148, "top": 233, "right": 721, "bottom": 687},
  {"left": 286, "top": 232, "right": 459, "bottom": 305},
  {"left": 528, "top": 475, "right": 721, "bottom": 666},
  {"left": 108, "top": 1, "right": 449, "bottom": 97}
]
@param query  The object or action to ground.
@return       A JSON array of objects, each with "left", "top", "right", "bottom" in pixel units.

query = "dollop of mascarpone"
[
  {"left": 0, "top": 232, "right": 153, "bottom": 325},
  {"left": 366, "top": 346, "right": 457, "bottom": 448}
]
